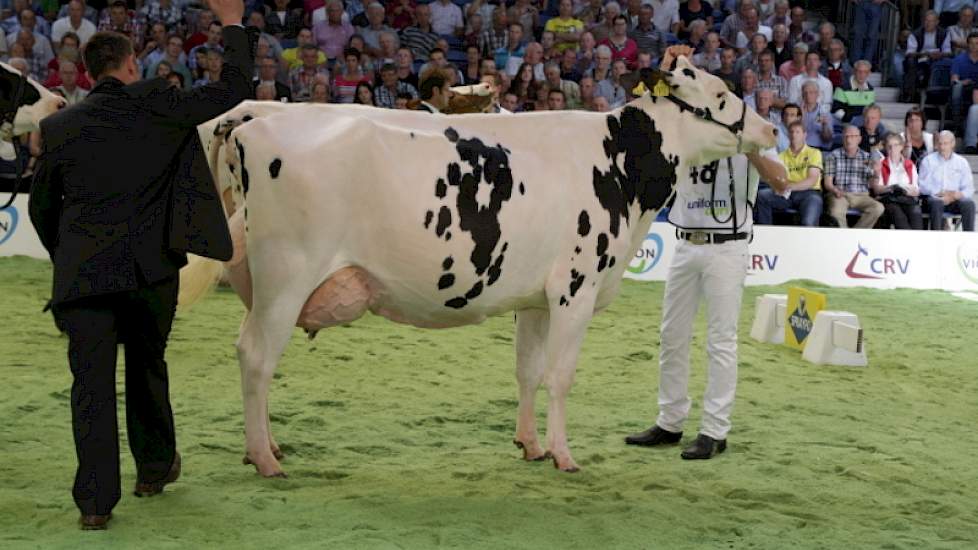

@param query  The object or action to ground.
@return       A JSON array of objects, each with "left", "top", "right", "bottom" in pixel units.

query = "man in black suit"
[{"left": 28, "top": 0, "right": 254, "bottom": 531}]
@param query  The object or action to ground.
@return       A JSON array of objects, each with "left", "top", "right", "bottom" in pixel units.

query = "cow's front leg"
[
  {"left": 542, "top": 292, "right": 597, "bottom": 473},
  {"left": 513, "top": 308, "right": 550, "bottom": 461}
]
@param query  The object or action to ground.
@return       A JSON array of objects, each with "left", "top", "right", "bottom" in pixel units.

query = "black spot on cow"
[
  {"left": 444, "top": 127, "right": 459, "bottom": 143},
  {"left": 445, "top": 297, "right": 468, "bottom": 309},
  {"left": 574, "top": 246, "right": 582, "bottom": 254},
  {"left": 596, "top": 233, "right": 610, "bottom": 272},
  {"left": 244, "top": 207, "right": 248, "bottom": 221},
  {"left": 597, "top": 256, "right": 608, "bottom": 272},
  {"left": 718, "top": 99, "right": 726, "bottom": 111},
  {"left": 559, "top": 296, "right": 569, "bottom": 306},
  {"left": 593, "top": 107, "right": 679, "bottom": 237},
  {"left": 609, "top": 256, "right": 616, "bottom": 268},
  {"left": 465, "top": 281, "right": 484, "bottom": 300},
  {"left": 236, "top": 140, "right": 250, "bottom": 196},
  {"left": 445, "top": 231, "right": 452, "bottom": 241},
  {"left": 230, "top": 164, "right": 235, "bottom": 174},
  {"left": 447, "top": 162, "right": 462, "bottom": 186},
  {"left": 410, "top": 132, "right": 415, "bottom": 138},
  {"left": 682, "top": 68, "right": 696, "bottom": 79},
  {"left": 519, "top": 182, "right": 525, "bottom": 195},
  {"left": 435, "top": 206, "right": 452, "bottom": 237},
  {"left": 242, "top": 115, "right": 254, "bottom": 122},
  {"left": 569, "top": 269, "right": 585, "bottom": 297},
  {"left": 424, "top": 210, "right": 434, "bottom": 229},
  {"left": 435, "top": 178, "right": 447, "bottom": 198},
  {"left": 442, "top": 256, "right": 454, "bottom": 270},
  {"left": 487, "top": 253, "right": 504, "bottom": 286},
  {"left": 438, "top": 274, "right": 455, "bottom": 290},
  {"left": 578, "top": 210, "right": 591, "bottom": 236},
  {"left": 502, "top": 242, "right": 508, "bottom": 253},
  {"left": 269, "top": 158, "right": 282, "bottom": 179}
]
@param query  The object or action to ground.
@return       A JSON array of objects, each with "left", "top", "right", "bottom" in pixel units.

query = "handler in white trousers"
[{"left": 627, "top": 44, "right": 788, "bottom": 458}]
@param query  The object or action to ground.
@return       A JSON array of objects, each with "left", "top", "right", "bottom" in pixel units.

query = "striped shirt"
[
  {"left": 399, "top": 25, "right": 439, "bottom": 62},
  {"left": 374, "top": 80, "right": 418, "bottom": 108},
  {"left": 825, "top": 148, "right": 875, "bottom": 193},
  {"left": 757, "top": 73, "right": 788, "bottom": 99}
]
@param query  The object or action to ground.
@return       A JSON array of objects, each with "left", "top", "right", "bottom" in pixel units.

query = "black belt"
[{"left": 678, "top": 231, "right": 749, "bottom": 245}]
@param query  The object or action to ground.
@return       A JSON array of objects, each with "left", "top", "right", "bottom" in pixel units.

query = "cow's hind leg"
[
  {"left": 542, "top": 294, "right": 597, "bottom": 473},
  {"left": 513, "top": 308, "right": 549, "bottom": 461},
  {"left": 237, "top": 292, "right": 307, "bottom": 478}
]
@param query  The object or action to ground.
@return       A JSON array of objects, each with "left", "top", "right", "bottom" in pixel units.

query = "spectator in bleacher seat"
[
  {"left": 813, "top": 22, "right": 842, "bottom": 62},
  {"left": 400, "top": 3, "right": 441, "bottom": 63},
  {"left": 740, "top": 67, "right": 758, "bottom": 109},
  {"left": 592, "top": 94, "right": 610, "bottom": 111},
  {"left": 544, "top": 61, "right": 581, "bottom": 108},
  {"left": 755, "top": 120, "right": 824, "bottom": 226},
  {"left": 756, "top": 49, "right": 787, "bottom": 108},
  {"left": 779, "top": 41, "right": 806, "bottom": 82},
  {"left": 547, "top": 87, "right": 567, "bottom": 110},
  {"left": 952, "top": 32, "right": 978, "bottom": 150},
  {"left": 540, "top": 30, "right": 559, "bottom": 62},
  {"left": 393, "top": 91, "right": 412, "bottom": 108},
  {"left": 255, "top": 81, "right": 277, "bottom": 100},
  {"left": 138, "top": 22, "right": 168, "bottom": 75},
  {"left": 824, "top": 125, "right": 885, "bottom": 228},
  {"left": 265, "top": 0, "right": 305, "bottom": 43},
  {"left": 692, "top": 31, "right": 722, "bottom": 71},
  {"left": 831, "top": 59, "right": 874, "bottom": 123},
  {"left": 354, "top": 81, "right": 375, "bottom": 105},
  {"left": 777, "top": 102, "right": 802, "bottom": 152},
  {"left": 52, "top": 60, "right": 87, "bottom": 106},
  {"left": 649, "top": 0, "right": 680, "bottom": 34},
  {"left": 52, "top": 0, "right": 95, "bottom": 49},
  {"left": 713, "top": 46, "right": 739, "bottom": 92},
  {"left": 902, "top": 10, "right": 951, "bottom": 103},
  {"left": 254, "top": 56, "right": 293, "bottom": 101},
  {"left": 283, "top": 29, "right": 326, "bottom": 69},
  {"left": 788, "top": 51, "right": 833, "bottom": 111},
  {"left": 600, "top": 15, "right": 638, "bottom": 69},
  {"left": 290, "top": 44, "right": 331, "bottom": 101},
  {"left": 144, "top": 34, "right": 192, "bottom": 88},
  {"left": 11, "top": 29, "right": 52, "bottom": 81},
  {"left": 578, "top": 74, "right": 596, "bottom": 109},
  {"left": 393, "top": 46, "right": 418, "bottom": 87},
  {"left": 193, "top": 48, "right": 224, "bottom": 87},
  {"left": 918, "top": 130, "right": 976, "bottom": 231},
  {"left": 494, "top": 22, "right": 525, "bottom": 71},
  {"left": 800, "top": 81, "right": 836, "bottom": 151},
  {"left": 629, "top": 5, "right": 667, "bottom": 62},
  {"left": 510, "top": 61, "right": 535, "bottom": 101},
  {"left": 310, "top": 80, "right": 331, "bottom": 102},
  {"left": 510, "top": 0, "right": 540, "bottom": 39},
  {"left": 359, "top": 3, "right": 394, "bottom": 57},
  {"left": 559, "top": 47, "right": 582, "bottom": 81},
  {"left": 506, "top": 40, "right": 544, "bottom": 80},
  {"left": 314, "top": 0, "right": 356, "bottom": 62},
  {"left": 719, "top": 0, "right": 753, "bottom": 49},
  {"left": 765, "top": 0, "right": 789, "bottom": 29},
  {"left": 183, "top": 9, "right": 213, "bottom": 54},
  {"left": 735, "top": 32, "right": 767, "bottom": 75},
  {"left": 596, "top": 57, "right": 628, "bottom": 108},
  {"left": 387, "top": 0, "right": 417, "bottom": 31},
  {"left": 332, "top": 47, "right": 370, "bottom": 102},
  {"left": 786, "top": 6, "right": 816, "bottom": 48},
  {"left": 250, "top": 13, "right": 286, "bottom": 61},
  {"left": 54, "top": 0, "right": 97, "bottom": 26},
  {"left": 375, "top": 61, "right": 418, "bottom": 107},
  {"left": 464, "top": 14, "right": 485, "bottom": 50},
  {"left": 754, "top": 88, "right": 780, "bottom": 124},
  {"left": 189, "top": 22, "right": 224, "bottom": 71},
  {"left": 478, "top": 6, "right": 508, "bottom": 59},
  {"left": 429, "top": 0, "right": 463, "bottom": 37},
  {"left": 858, "top": 104, "right": 888, "bottom": 156},
  {"left": 165, "top": 71, "right": 184, "bottom": 90},
  {"left": 98, "top": 1, "right": 144, "bottom": 50},
  {"left": 685, "top": 19, "right": 708, "bottom": 53},
  {"left": 821, "top": 39, "right": 852, "bottom": 88},
  {"left": 460, "top": 45, "right": 481, "bottom": 84},
  {"left": 770, "top": 23, "right": 791, "bottom": 67},
  {"left": 735, "top": 6, "right": 771, "bottom": 53},
  {"left": 500, "top": 90, "right": 520, "bottom": 112},
  {"left": 546, "top": 0, "right": 585, "bottom": 54},
  {"left": 756, "top": 0, "right": 775, "bottom": 21},
  {"left": 624, "top": 0, "right": 644, "bottom": 30},
  {"left": 578, "top": 0, "right": 605, "bottom": 29},
  {"left": 935, "top": 0, "right": 971, "bottom": 30},
  {"left": 140, "top": 0, "right": 183, "bottom": 29},
  {"left": 901, "top": 108, "right": 934, "bottom": 165},
  {"left": 873, "top": 133, "right": 924, "bottom": 230},
  {"left": 943, "top": 5, "right": 975, "bottom": 56},
  {"left": 679, "top": 0, "right": 715, "bottom": 36},
  {"left": 590, "top": 1, "right": 619, "bottom": 43},
  {"left": 374, "top": 30, "right": 399, "bottom": 64},
  {"left": 586, "top": 42, "right": 612, "bottom": 80},
  {"left": 528, "top": 79, "right": 549, "bottom": 111}
]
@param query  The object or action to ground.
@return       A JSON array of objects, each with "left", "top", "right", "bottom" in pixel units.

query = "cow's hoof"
[
  {"left": 550, "top": 455, "right": 580, "bottom": 473},
  {"left": 243, "top": 455, "right": 287, "bottom": 477},
  {"left": 264, "top": 471, "right": 288, "bottom": 479},
  {"left": 272, "top": 447, "right": 285, "bottom": 460},
  {"left": 513, "top": 440, "right": 548, "bottom": 461}
]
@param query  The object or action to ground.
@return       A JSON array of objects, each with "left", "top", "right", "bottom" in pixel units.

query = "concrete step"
[
  {"left": 964, "top": 154, "right": 978, "bottom": 173},
  {"left": 877, "top": 102, "right": 916, "bottom": 120},
  {"left": 869, "top": 72, "right": 882, "bottom": 87},
  {"left": 875, "top": 87, "right": 900, "bottom": 102}
]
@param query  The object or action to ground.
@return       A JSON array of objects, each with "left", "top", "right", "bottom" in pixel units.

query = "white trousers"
[{"left": 656, "top": 238, "right": 748, "bottom": 440}]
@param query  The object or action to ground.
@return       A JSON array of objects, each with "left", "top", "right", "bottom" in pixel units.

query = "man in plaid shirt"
[
  {"left": 99, "top": 1, "right": 145, "bottom": 50},
  {"left": 139, "top": 0, "right": 185, "bottom": 29},
  {"left": 823, "top": 125, "right": 884, "bottom": 228},
  {"left": 374, "top": 62, "right": 418, "bottom": 107},
  {"left": 479, "top": 6, "right": 509, "bottom": 59},
  {"left": 756, "top": 50, "right": 788, "bottom": 109}
]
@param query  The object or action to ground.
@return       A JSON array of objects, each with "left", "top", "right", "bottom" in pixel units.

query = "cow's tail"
[{"left": 178, "top": 254, "right": 224, "bottom": 309}]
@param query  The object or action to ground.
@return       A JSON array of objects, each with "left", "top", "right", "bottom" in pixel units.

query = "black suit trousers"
[{"left": 53, "top": 275, "right": 179, "bottom": 516}]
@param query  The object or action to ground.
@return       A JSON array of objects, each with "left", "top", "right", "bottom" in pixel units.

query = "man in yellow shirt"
[
  {"left": 282, "top": 28, "right": 327, "bottom": 69},
  {"left": 545, "top": 0, "right": 584, "bottom": 53},
  {"left": 754, "top": 121, "right": 824, "bottom": 226}
]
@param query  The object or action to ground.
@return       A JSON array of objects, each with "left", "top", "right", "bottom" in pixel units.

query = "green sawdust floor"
[{"left": 1, "top": 256, "right": 976, "bottom": 549}]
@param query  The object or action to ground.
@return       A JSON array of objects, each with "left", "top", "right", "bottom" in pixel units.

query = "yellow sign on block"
[{"left": 785, "top": 287, "right": 827, "bottom": 350}]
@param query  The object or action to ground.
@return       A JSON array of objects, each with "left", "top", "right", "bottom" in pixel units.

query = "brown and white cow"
[{"left": 184, "top": 58, "right": 777, "bottom": 476}]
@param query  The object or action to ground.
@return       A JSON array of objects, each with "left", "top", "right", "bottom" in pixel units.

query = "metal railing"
[{"left": 838, "top": 0, "right": 902, "bottom": 86}]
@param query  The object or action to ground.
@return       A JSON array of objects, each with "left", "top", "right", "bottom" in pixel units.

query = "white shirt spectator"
[
  {"left": 907, "top": 31, "right": 952, "bottom": 55},
  {"left": 647, "top": 0, "right": 679, "bottom": 33},
  {"left": 7, "top": 32, "right": 54, "bottom": 65},
  {"left": 918, "top": 151, "right": 975, "bottom": 197},
  {"left": 429, "top": 0, "right": 464, "bottom": 36},
  {"left": 735, "top": 25, "right": 773, "bottom": 49},
  {"left": 54, "top": 85, "right": 88, "bottom": 106},
  {"left": 787, "top": 72, "right": 833, "bottom": 111},
  {"left": 504, "top": 56, "right": 545, "bottom": 80},
  {"left": 51, "top": 16, "right": 97, "bottom": 46}
]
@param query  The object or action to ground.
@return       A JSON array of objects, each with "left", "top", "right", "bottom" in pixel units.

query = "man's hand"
[
  {"left": 208, "top": 0, "right": 245, "bottom": 26},
  {"left": 659, "top": 45, "right": 694, "bottom": 70}
]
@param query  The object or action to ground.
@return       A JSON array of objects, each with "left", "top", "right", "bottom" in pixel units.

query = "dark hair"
[
  {"left": 905, "top": 107, "right": 927, "bottom": 127},
  {"left": 395, "top": 92, "right": 413, "bottom": 100},
  {"left": 419, "top": 70, "right": 447, "bottom": 100},
  {"left": 84, "top": 31, "right": 133, "bottom": 80},
  {"left": 429, "top": 47, "right": 445, "bottom": 58},
  {"left": 354, "top": 82, "right": 374, "bottom": 105},
  {"left": 60, "top": 31, "right": 81, "bottom": 47},
  {"left": 782, "top": 102, "right": 801, "bottom": 115},
  {"left": 968, "top": 31, "right": 978, "bottom": 42},
  {"left": 548, "top": 88, "right": 566, "bottom": 100},
  {"left": 167, "top": 71, "right": 185, "bottom": 88},
  {"left": 343, "top": 47, "right": 361, "bottom": 60}
]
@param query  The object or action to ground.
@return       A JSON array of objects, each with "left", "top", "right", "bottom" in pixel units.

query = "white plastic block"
[
  {"left": 750, "top": 294, "right": 787, "bottom": 344},
  {"left": 802, "top": 311, "right": 868, "bottom": 367}
]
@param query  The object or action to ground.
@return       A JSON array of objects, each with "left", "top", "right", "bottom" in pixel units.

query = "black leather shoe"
[
  {"left": 680, "top": 434, "right": 727, "bottom": 459},
  {"left": 134, "top": 452, "right": 181, "bottom": 497},
  {"left": 80, "top": 513, "right": 111, "bottom": 530},
  {"left": 625, "top": 425, "right": 683, "bottom": 446}
]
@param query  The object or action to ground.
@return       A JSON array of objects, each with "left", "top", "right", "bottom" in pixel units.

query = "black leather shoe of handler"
[
  {"left": 680, "top": 434, "right": 727, "bottom": 459},
  {"left": 625, "top": 425, "right": 683, "bottom": 446}
]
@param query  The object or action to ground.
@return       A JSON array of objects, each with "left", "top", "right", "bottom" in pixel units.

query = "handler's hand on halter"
[{"left": 659, "top": 45, "right": 694, "bottom": 71}]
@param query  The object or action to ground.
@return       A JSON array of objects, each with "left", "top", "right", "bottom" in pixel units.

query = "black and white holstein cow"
[
  {"left": 183, "top": 58, "right": 777, "bottom": 476},
  {"left": 0, "top": 62, "right": 65, "bottom": 158}
]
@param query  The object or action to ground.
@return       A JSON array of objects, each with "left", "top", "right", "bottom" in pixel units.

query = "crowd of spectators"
[{"left": 1, "top": 0, "right": 975, "bottom": 230}]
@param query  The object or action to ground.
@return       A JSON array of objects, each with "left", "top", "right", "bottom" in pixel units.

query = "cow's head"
[
  {"left": 0, "top": 62, "right": 66, "bottom": 141},
  {"left": 638, "top": 57, "right": 777, "bottom": 166}
]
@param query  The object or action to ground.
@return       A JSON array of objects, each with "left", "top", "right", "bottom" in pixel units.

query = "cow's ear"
[{"left": 638, "top": 68, "right": 672, "bottom": 97}]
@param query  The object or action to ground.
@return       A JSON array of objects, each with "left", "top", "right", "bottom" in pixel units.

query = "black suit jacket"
[
  {"left": 29, "top": 25, "right": 256, "bottom": 306},
  {"left": 263, "top": 7, "right": 304, "bottom": 40},
  {"left": 253, "top": 78, "right": 293, "bottom": 102}
]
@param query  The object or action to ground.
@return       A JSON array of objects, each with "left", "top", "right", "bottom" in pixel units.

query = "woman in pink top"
[
  {"left": 599, "top": 15, "right": 638, "bottom": 70},
  {"left": 332, "top": 47, "right": 371, "bottom": 103}
]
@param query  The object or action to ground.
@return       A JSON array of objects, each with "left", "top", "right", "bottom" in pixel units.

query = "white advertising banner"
[
  {"left": 625, "top": 222, "right": 978, "bottom": 292},
  {"left": 0, "top": 193, "right": 47, "bottom": 259}
]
